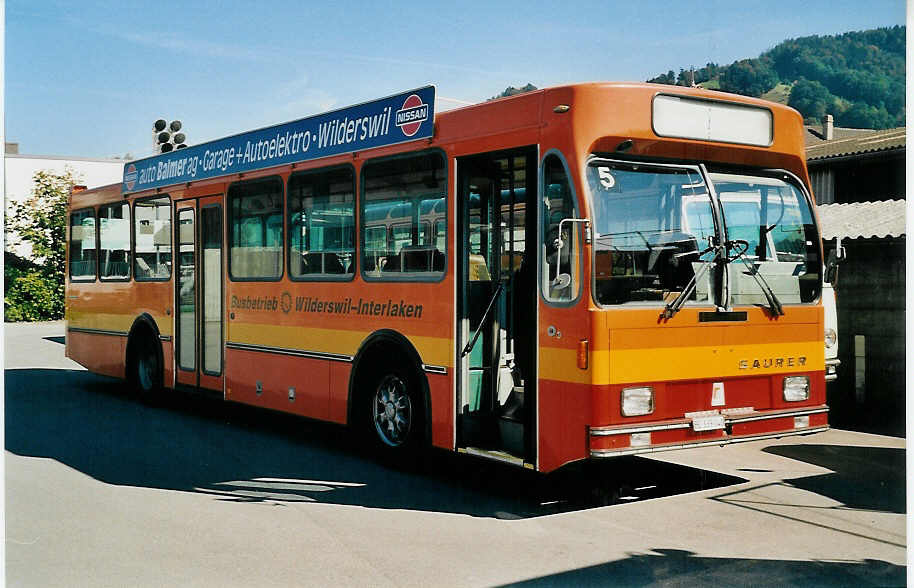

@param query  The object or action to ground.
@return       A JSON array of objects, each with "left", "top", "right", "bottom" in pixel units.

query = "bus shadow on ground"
[
  {"left": 762, "top": 444, "right": 905, "bottom": 514},
  {"left": 6, "top": 368, "right": 741, "bottom": 519},
  {"left": 500, "top": 548, "right": 905, "bottom": 587}
]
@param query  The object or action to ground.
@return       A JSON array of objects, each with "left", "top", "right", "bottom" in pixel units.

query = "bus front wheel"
[
  {"left": 364, "top": 365, "right": 424, "bottom": 456},
  {"left": 372, "top": 372, "right": 414, "bottom": 448}
]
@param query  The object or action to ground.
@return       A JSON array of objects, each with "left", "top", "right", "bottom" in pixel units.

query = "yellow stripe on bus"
[
  {"left": 229, "top": 322, "right": 453, "bottom": 367},
  {"left": 539, "top": 348, "right": 592, "bottom": 384},
  {"left": 66, "top": 311, "right": 173, "bottom": 337},
  {"left": 606, "top": 341, "right": 824, "bottom": 385},
  {"left": 541, "top": 341, "right": 824, "bottom": 386}
]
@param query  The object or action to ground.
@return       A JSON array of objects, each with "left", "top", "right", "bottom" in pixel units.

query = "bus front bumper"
[
  {"left": 825, "top": 358, "right": 840, "bottom": 382},
  {"left": 589, "top": 405, "right": 829, "bottom": 458}
]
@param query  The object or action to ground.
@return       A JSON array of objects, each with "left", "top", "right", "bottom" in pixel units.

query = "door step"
[{"left": 459, "top": 446, "right": 534, "bottom": 469}]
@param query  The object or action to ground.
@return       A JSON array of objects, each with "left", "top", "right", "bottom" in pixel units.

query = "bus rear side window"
[
  {"left": 361, "top": 152, "right": 446, "bottom": 279},
  {"left": 229, "top": 177, "right": 284, "bottom": 280},
  {"left": 99, "top": 202, "right": 131, "bottom": 279},
  {"left": 134, "top": 196, "right": 172, "bottom": 280},
  {"left": 69, "top": 208, "right": 96, "bottom": 280},
  {"left": 288, "top": 167, "right": 355, "bottom": 279}
]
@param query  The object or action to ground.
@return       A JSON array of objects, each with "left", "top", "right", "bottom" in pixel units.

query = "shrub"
[{"left": 5, "top": 169, "right": 76, "bottom": 321}]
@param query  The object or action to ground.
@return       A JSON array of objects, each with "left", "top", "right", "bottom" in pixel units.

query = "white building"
[{"left": 4, "top": 143, "right": 126, "bottom": 258}]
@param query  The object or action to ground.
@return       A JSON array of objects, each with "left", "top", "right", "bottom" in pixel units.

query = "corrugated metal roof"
[
  {"left": 806, "top": 127, "right": 905, "bottom": 161},
  {"left": 816, "top": 200, "right": 906, "bottom": 240},
  {"left": 804, "top": 126, "right": 873, "bottom": 146}
]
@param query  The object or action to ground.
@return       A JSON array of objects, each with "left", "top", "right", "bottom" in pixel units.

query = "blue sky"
[{"left": 5, "top": 0, "right": 906, "bottom": 159}]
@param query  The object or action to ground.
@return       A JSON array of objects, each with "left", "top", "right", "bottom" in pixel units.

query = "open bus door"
[
  {"left": 456, "top": 148, "right": 537, "bottom": 466},
  {"left": 174, "top": 195, "right": 225, "bottom": 394}
]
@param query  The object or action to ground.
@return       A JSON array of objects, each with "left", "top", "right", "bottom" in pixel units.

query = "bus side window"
[
  {"left": 99, "top": 202, "right": 131, "bottom": 280},
  {"left": 541, "top": 154, "right": 578, "bottom": 302},
  {"left": 288, "top": 167, "right": 355, "bottom": 279},
  {"left": 133, "top": 196, "right": 172, "bottom": 280},
  {"left": 228, "top": 177, "right": 284, "bottom": 280},
  {"left": 69, "top": 208, "right": 97, "bottom": 280},
  {"left": 361, "top": 152, "right": 446, "bottom": 279}
]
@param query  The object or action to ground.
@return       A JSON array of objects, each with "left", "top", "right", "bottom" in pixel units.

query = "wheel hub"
[{"left": 372, "top": 374, "right": 412, "bottom": 447}]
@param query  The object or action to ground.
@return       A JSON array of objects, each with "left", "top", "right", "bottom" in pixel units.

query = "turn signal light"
[{"left": 577, "top": 339, "right": 588, "bottom": 370}]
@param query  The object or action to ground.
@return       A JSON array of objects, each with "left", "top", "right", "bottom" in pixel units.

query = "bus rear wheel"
[{"left": 130, "top": 334, "right": 162, "bottom": 401}]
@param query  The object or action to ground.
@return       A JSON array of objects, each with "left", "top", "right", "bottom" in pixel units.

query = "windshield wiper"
[
  {"left": 727, "top": 239, "right": 785, "bottom": 316},
  {"left": 661, "top": 239, "right": 722, "bottom": 319},
  {"left": 662, "top": 237, "right": 785, "bottom": 319}
]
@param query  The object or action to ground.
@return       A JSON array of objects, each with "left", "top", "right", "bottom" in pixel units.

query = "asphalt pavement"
[{"left": 4, "top": 321, "right": 907, "bottom": 586}]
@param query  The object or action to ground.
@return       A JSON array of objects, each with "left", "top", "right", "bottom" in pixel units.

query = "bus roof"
[
  {"left": 108, "top": 82, "right": 807, "bottom": 201},
  {"left": 69, "top": 182, "right": 123, "bottom": 209}
]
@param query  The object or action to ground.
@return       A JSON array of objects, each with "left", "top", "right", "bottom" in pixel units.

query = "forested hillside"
[
  {"left": 489, "top": 83, "right": 538, "bottom": 100},
  {"left": 647, "top": 26, "right": 905, "bottom": 129}
]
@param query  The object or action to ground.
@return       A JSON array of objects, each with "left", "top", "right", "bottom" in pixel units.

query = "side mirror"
[
  {"left": 553, "top": 217, "right": 591, "bottom": 282},
  {"left": 552, "top": 272, "right": 572, "bottom": 289},
  {"left": 824, "top": 237, "right": 845, "bottom": 285},
  {"left": 824, "top": 262, "right": 837, "bottom": 285}
]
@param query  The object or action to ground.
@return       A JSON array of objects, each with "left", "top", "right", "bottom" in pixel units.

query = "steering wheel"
[{"left": 727, "top": 239, "right": 750, "bottom": 260}]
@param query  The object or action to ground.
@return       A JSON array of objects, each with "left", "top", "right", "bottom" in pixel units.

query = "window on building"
[
  {"left": 288, "top": 167, "right": 355, "bottom": 279},
  {"left": 361, "top": 152, "right": 446, "bottom": 278},
  {"left": 99, "top": 202, "right": 131, "bottom": 280},
  {"left": 228, "top": 177, "right": 284, "bottom": 280},
  {"left": 133, "top": 196, "right": 172, "bottom": 280},
  {"left": 69, "top": 208, "right": 96, "bottom": 280}
]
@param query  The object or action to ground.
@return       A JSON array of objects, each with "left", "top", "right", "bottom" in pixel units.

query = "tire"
[
  {"left": 366, "top": 365, "right": 424, "bottom": 455},
  {"left": 130, "top": 334, "right": 162, "bottom": 402}
]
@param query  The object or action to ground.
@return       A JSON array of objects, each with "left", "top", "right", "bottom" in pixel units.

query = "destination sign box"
[{"left": 123, "top": 86, "right": 435, "bottom": 193}]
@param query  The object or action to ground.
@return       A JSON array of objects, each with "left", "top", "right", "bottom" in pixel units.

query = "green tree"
[
  {"left": 719, "top": 59, "right": 779, "bottom": 97},
  {"left": 676, "top": 68, "right": 690, "bottom": 86},
  {"left": 489, "top": 83, "right": 538, "bottom": 100},
  {"left": 647, "top": 26, "right": 905, "bottom": 128},
  {"left": 837, "top": 101, "right": 896, "bottom": 129},
  {"left": 647, "top": 70, "right": 676, "bottom": 85},
  {"left": 694, "top": 63, "right": 719, "bottom": 84},
  {"left": 787, "top": 78, "right": 837, "bottom": 123},
  {"left": 5, "top": 169, "right": 77, "bottom": 321}
]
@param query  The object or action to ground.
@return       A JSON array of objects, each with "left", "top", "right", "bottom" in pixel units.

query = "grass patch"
[{"left": 761, "top": 82, "right": 792, "bottom": 104}]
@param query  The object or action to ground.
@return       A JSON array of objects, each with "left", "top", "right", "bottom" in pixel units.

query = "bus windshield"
[
  {"left": 587, "top": 160, "right": 820, "bottom": 308},
  {"left": 709, "top": 172, "right": 820, "bottom": 305}
]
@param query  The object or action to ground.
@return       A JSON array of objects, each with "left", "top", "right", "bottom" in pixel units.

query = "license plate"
[{"left": 692, "top": 414, "right": 725, "bottom": 432}]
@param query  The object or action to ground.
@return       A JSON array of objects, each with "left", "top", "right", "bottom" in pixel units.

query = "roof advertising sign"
[{"left": 123, "top": 86, "right": 435, "bottom": 193}]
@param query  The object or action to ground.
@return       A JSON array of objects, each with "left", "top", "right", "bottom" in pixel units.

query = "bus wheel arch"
[
  {"left": 348, "top": 330, "right": 431, "bottom": 451},
  {"left": 125, "top": 313, "right": 164, "bottom": 400}
]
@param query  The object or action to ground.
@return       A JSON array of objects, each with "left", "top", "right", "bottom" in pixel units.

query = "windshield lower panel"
[{"left": 587, "top": 159, "right": 820, "bottom": 308}]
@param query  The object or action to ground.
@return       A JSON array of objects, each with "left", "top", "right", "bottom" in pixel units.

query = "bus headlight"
[
  {"left": 824, "top": 328, "right": 837, "bottom": 348},
  {"left": 783, "top": 376, "right": 810, "bottom": 402},
  {"left": 621, "top": 386, "right": 654, "bottom": 416}
]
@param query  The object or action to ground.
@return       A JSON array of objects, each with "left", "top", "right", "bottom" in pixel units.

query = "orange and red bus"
[{"left": 66, "top": 83, "right": 828, "bottom": 473}]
